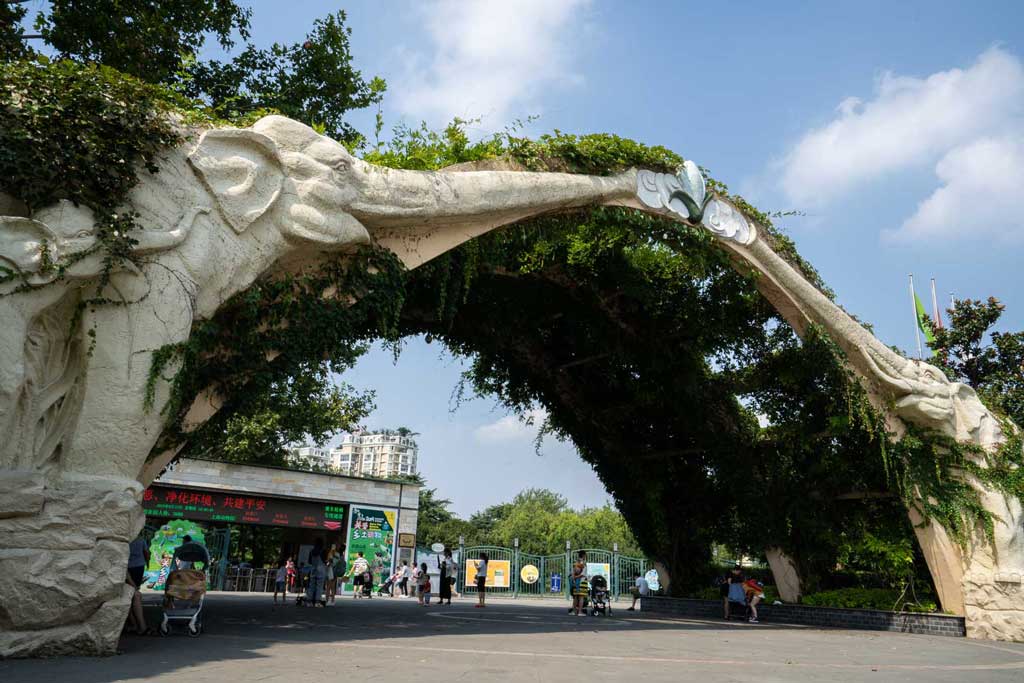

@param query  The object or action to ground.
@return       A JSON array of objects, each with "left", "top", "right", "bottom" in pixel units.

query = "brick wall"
[{"left": 641, "top": 596, "right": 966, "bottom": 637}]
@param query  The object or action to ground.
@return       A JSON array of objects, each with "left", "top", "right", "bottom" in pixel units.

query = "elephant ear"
[
  {"left": 188, "top": 129, "right": 284, "bottom": 234},
  {"left": 0, "top": 216, "right": 61, "bottom": 276}
]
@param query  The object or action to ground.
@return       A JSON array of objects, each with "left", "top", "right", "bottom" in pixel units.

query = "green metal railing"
[{"left": 449, "top": 541, "right": 647, "bottom": 600}]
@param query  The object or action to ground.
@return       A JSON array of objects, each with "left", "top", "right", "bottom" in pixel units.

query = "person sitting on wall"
[
  {"left": 724, "top": 563, "right": 745, "bottom": 619},
  {"left": 627, "top": 573, "right": 649, "bottom": 611}
]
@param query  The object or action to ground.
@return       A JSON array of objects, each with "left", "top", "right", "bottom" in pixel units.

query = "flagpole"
[
  {"left": 910, "top": 274, "right": 923, "bottom": 360},
  {"left": 930, "top": 278, "right": 943, "bottom": 329}
]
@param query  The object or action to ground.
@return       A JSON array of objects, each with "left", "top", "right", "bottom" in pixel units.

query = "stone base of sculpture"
[{"left": 0, "top": 471, "right": 143, "bottom": 657}]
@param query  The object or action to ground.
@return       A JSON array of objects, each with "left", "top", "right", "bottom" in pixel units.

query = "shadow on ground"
[{"left": 2, "top": 592, "right": 1023, "bottom": 683}]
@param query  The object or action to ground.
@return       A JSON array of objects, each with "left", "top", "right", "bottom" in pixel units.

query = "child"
[
  {"left": 286, "top": 557, "right": 297, "bottom": 593},
  {"left": 273, "top": 558, "right": 288, "bottom": 605},
  {"left": 419, "top": 563, "right": 432, "bottom": 605},
  {"left": 416, "top": 562, "right": 430, "bottom": 605},
  {"left": 743, "top": 578, "right": 765, "bottom": 623}
]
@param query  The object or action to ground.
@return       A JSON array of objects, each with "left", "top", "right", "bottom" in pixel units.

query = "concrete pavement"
[{"left": 2, "top": 592, "right": 1023, "bottom": 682}]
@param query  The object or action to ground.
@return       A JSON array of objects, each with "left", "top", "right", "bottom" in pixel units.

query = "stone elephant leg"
[{"left": 0, "top": 263, "right": 194, "bottom": 656}]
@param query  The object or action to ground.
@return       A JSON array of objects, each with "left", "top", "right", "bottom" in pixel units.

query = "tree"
[
  {"left": 5, "top": 3, "right": 382, "bottom": 147},
  {"left": 179, "top": 11, "right": 385, "bottom": 145},
  {"left": 931, "top": 297, "right": 1024, "bottom": 427},
  {"left": 192, "top": 367, "right": 374, "bottom": 467},
  {"left": 31, "top": 0, "right": 251, "bottom": 83},
  {"left": 0, "top": 1, "right": 30, "bottom": 60}
]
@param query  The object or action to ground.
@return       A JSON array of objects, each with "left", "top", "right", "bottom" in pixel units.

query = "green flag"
[{"left": 914, "top": 292, "right": 936, "bottom": 350}]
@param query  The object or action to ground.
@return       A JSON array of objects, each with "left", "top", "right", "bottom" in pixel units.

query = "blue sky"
[
  {"left": 256, "top": 1, "right": 1024, "bottom": 516},
  {"left": 25, "top": 1, "right": 1023, "bottom": 515}
]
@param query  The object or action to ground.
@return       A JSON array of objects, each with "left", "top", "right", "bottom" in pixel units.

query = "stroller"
[
  {"left": 159, "top": 542, "right": 210, "bottom": 637},
  {"left": 378, "top": 570, "right": 400, "bottom": 597},
  {"left": 589, "top": 575, "right": 612, "bottom": 616}
]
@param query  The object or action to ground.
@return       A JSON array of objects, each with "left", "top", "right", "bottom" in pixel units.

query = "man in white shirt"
[{"left": 627, "top": 574, "right": 650, "bottom": 611}]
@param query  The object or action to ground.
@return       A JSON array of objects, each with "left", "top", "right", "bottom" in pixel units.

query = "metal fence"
[
  {"left": 181, "top": 539, "right": 648, "bottom": 598},
  {"left": 450, "top": 544, "right": 646, "bottom": 600}
]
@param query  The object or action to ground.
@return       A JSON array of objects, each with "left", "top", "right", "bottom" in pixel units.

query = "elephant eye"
[{"left": 74, "top": 230, "right": 92, "bottom": 238}]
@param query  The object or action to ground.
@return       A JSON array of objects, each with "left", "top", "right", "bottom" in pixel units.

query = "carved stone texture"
[
  {"left": 0, "top": 471, "right": 142, "bottom": 657},
  {"left": 705, "top": 197, "right": 1024, "bottom": 642},
  {"left": 0, "top": 114, "right": 646, "bottom": 656}
]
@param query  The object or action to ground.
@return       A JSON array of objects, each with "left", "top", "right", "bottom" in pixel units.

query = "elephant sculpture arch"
[{"left": 0, "top": 114, "right": 1020, "bottom": 655}]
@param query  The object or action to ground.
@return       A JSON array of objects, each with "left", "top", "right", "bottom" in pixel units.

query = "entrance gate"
[{"left": 456, "top": 543, "right": 649, "bottom": 600}]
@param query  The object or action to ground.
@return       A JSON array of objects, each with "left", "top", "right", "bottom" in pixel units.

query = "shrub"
[{"left": 802, "top": 587, "right": 937, "bottom": 612}]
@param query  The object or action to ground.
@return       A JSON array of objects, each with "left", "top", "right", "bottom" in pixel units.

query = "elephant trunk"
[
  {"left": 348, "top": 164, "right": 640, "bottom": 231},
  {"left": 347, "top": 164, "right": 641, "bottom": 267}
]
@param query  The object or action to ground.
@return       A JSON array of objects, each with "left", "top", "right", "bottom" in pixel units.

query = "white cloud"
[
  {"left": 889, "top": 136, "right": 1024, "bottom": 242},
  {"left": 474, "top": 408, "right": 548, "bottom": 443},
  {"left": 777, "top": 47, "right": 1024, "bottom": 208},
  {"left": 393, "top": 0, "right": 591, "bottom": 125}
]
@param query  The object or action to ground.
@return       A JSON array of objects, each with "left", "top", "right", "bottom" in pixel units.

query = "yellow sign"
[
  {"left": 465, "top": 559, "right": 511, "bottom": 588},
  {"left": 397, "top": 533, "right": 416, "bottom": 548},
  {"left": 520, "top": 564, "right": 540, "bottom": 584}
]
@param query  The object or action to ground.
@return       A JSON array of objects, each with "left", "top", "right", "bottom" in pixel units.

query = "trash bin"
[{"left": 550, "top": 573, "right": 562, "bottom": 593}]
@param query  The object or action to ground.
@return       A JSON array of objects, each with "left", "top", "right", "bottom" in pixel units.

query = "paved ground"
[{"left": 4, "top": 593, "right": 1024, "bottom": 682}]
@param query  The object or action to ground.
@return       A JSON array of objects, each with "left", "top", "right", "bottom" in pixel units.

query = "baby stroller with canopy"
[
  {"left": 589, "top": 575, "right": 611, "bottom": 616},
  {"left": 159, "top": 542, "right": 210, "bottom": 637}
]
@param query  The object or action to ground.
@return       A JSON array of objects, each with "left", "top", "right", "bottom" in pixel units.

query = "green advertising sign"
[{"left": 342, "top": 506, "right": 397, "bottom": 592}]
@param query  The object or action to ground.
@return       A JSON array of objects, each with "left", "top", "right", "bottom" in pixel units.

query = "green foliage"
[
  {"left": 205, "top": 372, "right": 373, "bottom": 467},
  {"left": 149, "top": 246, "right": 408, "bottom": 460},
  {"left": 837, "top": 531, "right": 916, "bottom": 588},
  {"left": 179, "top": 11, "right": 382, "bottom": 145},
  {"left": 692, "top": 584, "right": 780, "bottom": 603},
  {"left": 0, "top": 59, "right": 180, "bottom": 289},
  {"left": 802, "top": 587, "right": 937, "bottom": 613},
  {"left": 415, "top": 484, "right": 642, "bottom": 556},
  {"left": 32, "top": 0, "right": 251, "bottom": 86},
  {"left": 0, "top": 2, "right": 30, "bottom": 61},
  {"left": 505, "top": 130, "right": 683, "bottom": 175},
  {"left": 931, "top": 297, "right": 1024, "bottom": 428}
]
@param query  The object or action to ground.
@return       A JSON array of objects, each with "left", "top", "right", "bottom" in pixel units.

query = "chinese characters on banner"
[{"left": 142, "top": 485, "right": 342, "bottom": 529}]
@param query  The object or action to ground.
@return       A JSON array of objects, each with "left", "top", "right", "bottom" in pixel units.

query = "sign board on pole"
[
  {"left": 342, "top": 506, "right": 397, "bottom": 592},
  {"left": 465, "top": 559, "right": 511, "bottom": 588}
]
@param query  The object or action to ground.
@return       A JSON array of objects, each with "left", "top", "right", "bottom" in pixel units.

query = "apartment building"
[
  {"left": 287, "top": 445, "right": 330, "bottom": 469},
  {"left": 329, "top": 430, "right": 418, "bottom": 479}
]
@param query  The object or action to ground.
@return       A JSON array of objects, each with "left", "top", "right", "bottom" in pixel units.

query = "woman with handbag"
[{"left": 438, "top": 548, "right": 457, "bottom": 605}]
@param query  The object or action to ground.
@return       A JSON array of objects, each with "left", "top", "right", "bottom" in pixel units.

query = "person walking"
[
  {"left": 410, "top": 560, "right": 422, "bottom": 600},
  {"left": 474, "top": 552, "right": 489, "bottom": 608},
  {"left": 125, "top": 533, "right": 152, "bottom": 635},
  {"left": 398, "top": 560, "right": 411, "bottom": 597},
  {"left": 325, "top": 545, "right": 345, "bottom": 605},
  {"left": 350, "top": 551, "right": 370, "bottom": 599},
  {"left": 273, "top": 557, "right": 289, "bottom": 606},
  {"left": 438, "top": 548, "right": 457, "bottom": 606},
  {"left": 305, "top": 539, "right": 327, "bottom": 606}
]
